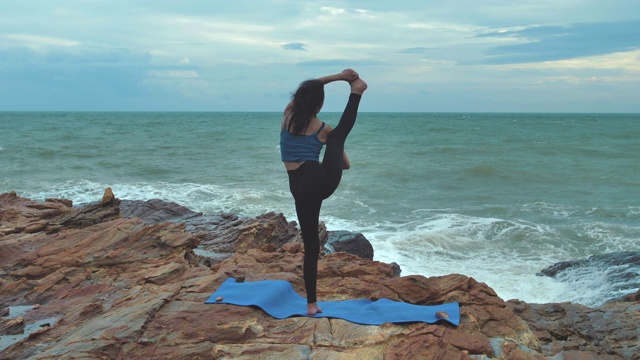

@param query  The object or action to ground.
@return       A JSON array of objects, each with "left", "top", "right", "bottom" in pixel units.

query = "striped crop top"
[{"left": 280, "top": 122, "right": 326, "bottom": 162}]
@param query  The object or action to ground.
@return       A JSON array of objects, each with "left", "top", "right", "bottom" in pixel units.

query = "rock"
[
  {"left": 325, "top": 230, "right": 374, "bottom": 260},
  {"left": 623, "top": 289, "right": 640, "bottom": 302},
  {"left": 279, "top": 242, "right": 302, "bottom": 254},
  {"left": 389, "top": 262, "right": 402, "bottom": 277},
  {"left": 191, "top": 211, "right": 302, "bottom": 262},
  {"left": 537, "top": 252, "right": 640, "bottom": 304},
  {"left": 507, "top": 299, "right": 639, "bottom": 359},
  {"left": 100, "top": 187, "right": 115, "bottom": 206},
  {"left": 0, "top": 317, "right": 25, "bottom": 336},
  {"left": 120, "top": 198, "right": 305, "bottom": 264},
  {"left": 436, "top": 311, "right": 450, "bottom": 319},
  {"left": 549, "top": 350, "right": 603, "bottom": 360},
  {"left": 233, "top": 212, "right": 301, "bottom": 254},
  {"left": 2, "top": 192, "right": 637, "bottom": 359},
  {"left": 0, "top": 192, "right": 207, "bottom": 358},
  {"left": 538, "top": 252, "right": 640, "bottom": 277},
  {"left": 44, "top": 198, "right": 73, "bottom": 207},
  {"left": 121, "top": 198, "right": 361, "bottom": 266},
  {"left": 0, "top": 191, "right": 120, "bottom": 236},
  {"left": 119, "top": 198, "right": 203, "bottom": 224}
]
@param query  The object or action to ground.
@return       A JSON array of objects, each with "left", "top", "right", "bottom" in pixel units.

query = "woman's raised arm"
[{"left": 316, "top": 69, "right": 359, "bottom": 85}]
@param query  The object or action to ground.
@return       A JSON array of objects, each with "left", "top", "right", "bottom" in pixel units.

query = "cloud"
[
  {"left": 1, "top": 34, "right": 80, "bottom": 47},
  {"left": 149, "top": 70, "right": 199, "bottom": 78},
  {"left": 400, "top": 47, "right": 429, "bottom": 54},
  {"left": 0, "top": 1, "right": 639, "bottom": 112},
  {"left": 320, "top": 7, "right": 345, "bottom": 16},
  {"left": 296, "top": 59, "right": 353, "bottom": 67},
  {"left": 282, "top": 42, "right": 307, "bottom": 51},
  {"left": 493, "top": 49, "right": 640, "bottom": 73},
  {"left": 479, "top": 20, "right": 640, "bottom": 64},
  {"left": 0, "top": 45, "right": 152, "bottom": 68},
  {"left": 296, "top": 59, "right": 383, "bottom": 67}
]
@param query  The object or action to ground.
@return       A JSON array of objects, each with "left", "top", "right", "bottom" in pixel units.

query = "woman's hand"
[{"left": 341, "top": 68, "right": 359, "bottom": 82}]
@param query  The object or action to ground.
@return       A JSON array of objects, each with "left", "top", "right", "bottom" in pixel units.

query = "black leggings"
[{"left": 287, "top": 93, "right": 362, "bottom": 303}]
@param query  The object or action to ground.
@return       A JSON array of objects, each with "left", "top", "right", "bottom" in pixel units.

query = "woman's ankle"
[
  {"left": 307, "top": 302, "right": 322, "bottom": 315},
  {"left": 350, "top": 78, "right": 367, "bottom": 95}
]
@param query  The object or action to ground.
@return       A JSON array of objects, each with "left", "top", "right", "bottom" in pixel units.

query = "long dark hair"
[{"left": 288, "top": 79, "right": 324, "bottom": 133}]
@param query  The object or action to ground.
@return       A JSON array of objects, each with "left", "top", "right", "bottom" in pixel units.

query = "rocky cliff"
[{"left": 1, "top": 190, "right": 638, "bottom": 359}]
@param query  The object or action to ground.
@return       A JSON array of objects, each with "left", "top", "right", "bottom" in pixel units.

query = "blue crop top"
[{"left": 280, "top": 122, "right": 326, "bottom": 162}]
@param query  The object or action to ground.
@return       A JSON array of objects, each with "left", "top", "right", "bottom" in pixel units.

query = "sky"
[{"left": 1, "top": 1, "right": 639, "bottom": 112}]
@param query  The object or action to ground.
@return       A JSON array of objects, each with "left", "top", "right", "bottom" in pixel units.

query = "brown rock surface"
[
  {"left": 507, "top": 299, "right": 640, "bottom": 360},
  {"left": 120, "top": 199, "right": 306, "bottom": 264},
  {"left": 1, "top": 191, "right": 637, "bottom": 359}
]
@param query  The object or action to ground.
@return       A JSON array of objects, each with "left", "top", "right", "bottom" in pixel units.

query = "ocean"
[{"left": 1, "top": 111, "right": 639, "bottom": 307}]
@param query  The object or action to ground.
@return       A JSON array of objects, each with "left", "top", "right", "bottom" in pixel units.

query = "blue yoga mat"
[{"left": 205, "top": 278, "right": 460, "bottom": 326}]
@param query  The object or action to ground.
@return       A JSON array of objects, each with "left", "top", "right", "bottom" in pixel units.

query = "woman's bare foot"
[
  {"left": 350, "top": 78, "right": 367, "bottom": 95},
  {"left": 307, "top": 302, "right": 322, "bottom": 315}
]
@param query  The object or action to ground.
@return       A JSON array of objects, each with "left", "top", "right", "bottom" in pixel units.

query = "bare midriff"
[{"left": 284, "top": 161, "right": 306, "bottom": 171}]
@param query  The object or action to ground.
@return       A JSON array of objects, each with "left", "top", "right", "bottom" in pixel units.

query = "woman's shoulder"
[
  {"left": 317, "top": 121, "right": 332, "bottom": 142},
  {"left": 281, "top": 109, "right": 294, "bottom": 131},
  {"left": 310, "top": 118, "right": 326, "bottom": 132}
]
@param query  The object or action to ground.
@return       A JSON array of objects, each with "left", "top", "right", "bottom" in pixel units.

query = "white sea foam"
[
  {"left": 247, "top": 195, "right": 635, "bottom": 306},
  {"left": 369, "top": 236, "right": 570, "bottom": 303},
  {"left": 365, "top": 211, "right": 640, "bottom": 306},
  {"left": 360, "top": 213, "right": 579, "bottom": 303},
  {"left": 574, "top": 222, "right": 640, "bottom": 253},
  {"left": 20, "top": 179, "right": 286, "bottom": 216}
]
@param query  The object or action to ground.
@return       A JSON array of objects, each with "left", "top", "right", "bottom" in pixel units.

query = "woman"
[{"left": 280, "top": 69, "right": 367, "bottom": 315}]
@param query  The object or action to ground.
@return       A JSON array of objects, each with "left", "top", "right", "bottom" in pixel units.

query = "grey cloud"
[
  {"left": 478, "top": 20, "right": 640, "bottom": 64},
  {"left": 0, "top": 46, "right": 152, "bottom": 67},
  {"left": 0, "top": 45, "right": 156, "bottom": 110},
  {"left": 282, "top": 42, "right": 307, "bottom": 51}
]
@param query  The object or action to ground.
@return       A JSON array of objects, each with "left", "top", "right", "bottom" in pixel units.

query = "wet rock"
[
  {"left": 623, "top": 289, "right": 640, "bottom": 302},
  {"left": 538, "top": 252, "right": 640, "bottom": 277},
  {"left": 537, "top": 251, "right": 640, "bottom": 304},
  {"left": 325, "top": 230, "right": 374, "bottom": 260},
  {"left": 119, "top": 198, "right": 203, "bottom": 224},
  {"left": 0, "top": 317, "right": 25, "bottom": 336}
]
